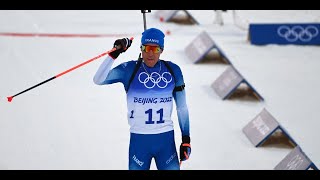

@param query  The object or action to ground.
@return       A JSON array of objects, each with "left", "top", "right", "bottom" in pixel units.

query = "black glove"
[
  {"left": 180, "top": 135, "right": 191, "bottom": 161},
  {"left": 109, "top": 38, "right": 132, "bottom": 59}
]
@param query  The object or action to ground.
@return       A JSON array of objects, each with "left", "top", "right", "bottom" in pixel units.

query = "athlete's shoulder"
[
  {"left": 161, "top": 60, "right": 185, "bottom": 85},
  {"left": 161, "top": 60, "right": 181, "bottom": 71}
]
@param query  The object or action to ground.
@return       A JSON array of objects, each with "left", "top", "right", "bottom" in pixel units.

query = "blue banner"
[{"left": 249, "top": 23, "right": 320, "bottom": 45}]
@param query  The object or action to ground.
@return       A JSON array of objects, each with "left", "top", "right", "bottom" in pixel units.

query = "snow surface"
[{"left": 0, "top": 10, "right": 320, "bottom": 170}]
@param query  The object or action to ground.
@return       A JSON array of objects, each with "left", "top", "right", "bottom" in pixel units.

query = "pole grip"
[
  {"left": 141, "top": 10, "right": 151, "bottom": 13},
  {"left": 114, "top": 37, "right": 134, "bottom": 50}
]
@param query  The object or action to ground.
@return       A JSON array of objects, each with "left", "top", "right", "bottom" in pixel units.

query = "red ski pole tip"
[{"left": 7, "top": 96, "right": 13, "bottom": 102}]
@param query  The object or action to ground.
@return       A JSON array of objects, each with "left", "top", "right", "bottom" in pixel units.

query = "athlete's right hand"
[{"left": 108, "top": 38, "right": 132, "bottom": 59}]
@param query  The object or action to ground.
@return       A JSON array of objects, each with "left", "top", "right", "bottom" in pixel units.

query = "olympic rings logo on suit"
[
  {"left": 138, "top": 72, "right": 173, "bottom": 89},
  {"left": 277, "top": 25, "right": 319, "bottom": 42}
]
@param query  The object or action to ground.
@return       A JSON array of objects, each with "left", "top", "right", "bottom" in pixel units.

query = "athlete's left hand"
[{"left": 180, "top": 135, "right": 191, "bottom": 161}]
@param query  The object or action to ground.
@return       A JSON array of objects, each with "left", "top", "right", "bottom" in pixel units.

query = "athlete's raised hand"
[{"left": 109, "top": 38, "right": 132, "bottom": 59}]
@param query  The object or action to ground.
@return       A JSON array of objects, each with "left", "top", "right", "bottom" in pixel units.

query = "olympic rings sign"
[
  {"left": 277, "top": 25, "right": 319, "bottom": 42},
  {"left": 138, "top": 72, "right": 173, "bottom": 89}
]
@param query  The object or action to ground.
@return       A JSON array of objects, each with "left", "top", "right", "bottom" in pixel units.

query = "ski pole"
[
  {"left": 141, "top": 10, "right": 151, "bottom": 31},
  {"left": 7, "top": 37, "right": 134, "bottom": 103},
  {"left": 138, "top": 10, "right": 151, "bottom": 60}
]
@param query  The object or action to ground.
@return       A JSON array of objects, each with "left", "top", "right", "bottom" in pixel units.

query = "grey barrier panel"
[
  {"left": 274, "top": 146, "right": 319, "bottom": 170},
  {"left": 243, "top": 108, "right": 280, "bottom": 147},
  {"left": 211, "top": 65, "right": 264, "bottom": 101},
  {"left": 154, "top": 10, "right": 199, "bottom": 24},
  {"left": 184, "top": 31, "right": 231, "bottom": 64},
  {"left": 243, "top": 108, "right": 297, "bottom": 147},
  {"left": 211, "top": 66, "right": 244, "bottom": 100}
]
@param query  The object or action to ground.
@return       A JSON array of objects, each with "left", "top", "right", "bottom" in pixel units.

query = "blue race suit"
[{"left": 93, "top": 55, "right": 190, "bottom": 170}]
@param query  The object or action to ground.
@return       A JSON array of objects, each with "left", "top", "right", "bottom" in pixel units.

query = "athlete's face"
[{"left": 141, "top": 43, "right": 163, "bottom": 67}]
